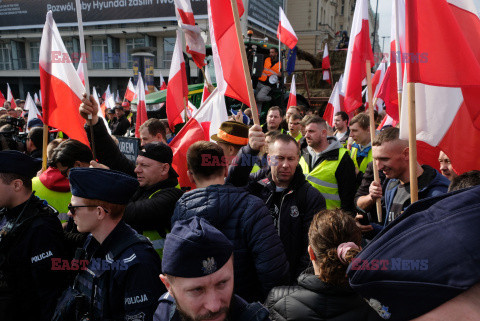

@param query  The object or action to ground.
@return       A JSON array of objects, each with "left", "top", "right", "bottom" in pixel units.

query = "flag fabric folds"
[
  {"left": 166, "top": 31, "right": 189, "bottom": 130},
  {"left": 125, "top": 78, "right": 136, "bottom": 101},
  {"left": 201, "top": 66, "right": 212, "bottom": 103},
  {"left": 323, "top": 77, "right": 343, "bottom": 127},
  {"left": 286, "top": 46, "right": 297, "bottom": 75},
  {"left": 341, "top": 0, "right": 374, "bottom": 113},
  {"left": 173, "top": 0, "right": 206, "bottom": 69},
  {"left": 322, "top": 44, "right": 331, "bottom": 84},
  {"left": 39, "top": 11, "right": 88, "bottom": 146},
  {"left": 287, "top": 75, "right": 297, "bottom": 110},
  {"left": 0, "top": 90, "right": 5, "bottom": 107},
  {"left": 25, "top": 93, "right": 43, "bottom": 132},
  {"left": 159, "top": 71, "right": 167, "bottom": 90},
  {"left": 76, "top": 62, "right": 85, "bottom": 86},
  {"left": 7, "top": 84, "right": 17, "bottom": 109},
  {"left": 135, "top": 72, "right": 148, "bottom": 138},
  {"left": 277, "top": 7, "right": 298, "bottom": 49}
]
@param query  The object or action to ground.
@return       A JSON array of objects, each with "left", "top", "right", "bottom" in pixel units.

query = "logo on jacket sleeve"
[
  {"left": 290, "top": 205, "right": 299, "bottom": 218},
  {"left": 125, "top": 312, "right": 145, "bottom": 321},
  {"left": 366, "top": 298, "right": 391, "bottom": 319}
]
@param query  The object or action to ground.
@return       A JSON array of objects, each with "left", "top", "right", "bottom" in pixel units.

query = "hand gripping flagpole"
[
  {"left": 230, "top": 0, "right": 260, "bottom": 126},
  {"left": 365, "top": 60, "right": 383, "bottom": 222},
  {"left": 75, "top": 0, "right": 96, "bottom": 159}
]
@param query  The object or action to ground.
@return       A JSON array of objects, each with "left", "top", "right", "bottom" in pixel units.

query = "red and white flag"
[
  {"left": 287, "top": 75, "right": 297, "bottom": 110},
  {"left": 201, "top": 66, "right": 212, "bottom": 103},
  {"left": 125, "top": 78, "right": 136, "bottom": 101},
  {"left": 39, "top": 11, "right": 88, "bottom": 146},
  {"left": 364, "top": 61, "right": 386, "bottom": 111},
  {"left": 159, "top": 71, "right": 167, "bottom": 90},
  {"left": 399, "top": 0, "right": 480, "bottom": 174},
  {"left": 7, "top": 84, "right": 17, "bottom": 109},
  {"left": 34, "top": 92, "right": 41, "bottom": 105},
  {"left": 25, "top": 93, "right": 43, "bottom": 132},
  {"left": 277, "top": 7, "right": 298, "bottom": 49},
  {"left": 174, "top": 0, "right": 206, "bottom": 69},
  {"left": 166, "top": 31, "right": 189, "bottom": 130},
  {"left": 76, "top": 62, "right": 85, "bottom": 86},
  {"left": 323, "top": 76, "right": 343, "bottom": 127},
  {"left": 322, "top": 44, "right": 331, "bottom": 84},
  {"left": 135, "top": 72, "right": 148, "bottom": 138},
  {"left": 342, "top": 0, "right": 374, "bottom": 113},
  {"left": 377, "top": 114, "right": 398, "bottom": 130},
  {"left": 208, "top": 0, "right": 250, "bottom": 106},
  {"left": 0, "top": 90, "right": 5, "bottom": 107},
  {"left": 93, "top": 86, "right": 111, "bottom": 134}
]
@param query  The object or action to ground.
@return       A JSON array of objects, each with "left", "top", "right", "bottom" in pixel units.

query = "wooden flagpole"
[
  {"left": 230, "top": 0, "right": 260, "bottom": 125},
  {"left": 366, "top": 60, "right": 383, "bottom": 222},
  {"left": 75, "top": 0, "right": 96, "bottom": 159},
  {"left": 407, "top": 82, "right": 418, "bottom": 203}
]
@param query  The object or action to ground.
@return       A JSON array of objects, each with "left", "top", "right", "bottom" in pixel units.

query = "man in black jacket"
[
  {"left": 79, "top": 94, "right": 183, "bottom": 257},
  {"left": 227, "top": 128, "right": 326, "bottom": 281},
  {"left": 111, "top": 105, "right": 130, "bottom": 136},
  {"left": 172, "top": 141, "right": 289, "bottom": 302}
]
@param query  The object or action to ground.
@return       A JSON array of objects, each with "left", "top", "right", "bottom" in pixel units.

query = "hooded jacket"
[
  {"left": 172, "top": 184, "right": 290, "bottom": 302},
  {"left": 266, "top": 268, "right": 382, "bottom": 321},
  {"left": 301, "top": 137, "right": 357, "bottom": 213},
  {"left": 32, "top": 167, "right": 71, "bottom": 216}
]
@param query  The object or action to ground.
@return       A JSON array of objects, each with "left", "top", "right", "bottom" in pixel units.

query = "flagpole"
[
  {"left": 407, "top": 82, "right": 418, "bottom": 203},
  {"left": 394, "top": 0, "right": 402, "bottom": 119},
  {"left": 366, "top": 60, "right": 383, "bottom": 222},
  {"left": 75, "top": 0, "right": 96, "bottom": 159},
  {"left": 230, "top": 0, "right": 260, "bottom": 125}
]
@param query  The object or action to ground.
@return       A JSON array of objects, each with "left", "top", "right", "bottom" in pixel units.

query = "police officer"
[
  {"left": 155, "top": 217, "right": 270, "bottom": 321},
  {"left": 0, "top": 150, "right": 67, "bottom": 321},
  {"left": 56, "top": 168, "right": 164, "bottom": 321}
]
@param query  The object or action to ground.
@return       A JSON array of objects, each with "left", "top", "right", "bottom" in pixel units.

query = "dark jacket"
[
  {"left": 334, "top": 128, "right": 350, "bottom": 146},
  {"left": 227, "top": 147, "right": 326, "bottom": 281},
  {"left": 172, "top": 184, "right": 290, "bottom": 302},
  {"left": 125, "top": 174, "right": 183, "bottom": 236},
  {"left": 0, "top": 195, "right": 67, "bottom": 321},
  {"left": 74, "top": 221, "right": 164, "bottom": 321},
  {"left": 111, "top": 114, "right": 130, "bottom": 136},
  {"left": 266, "top": 268, "right": 382, "bottom": 321},
  {"left": 301, "top": 137, "right": 357, "bottom": 213},
  {"left": 154, "top": 293, "right": 270, "bottom": 321},
  {"left": 371, "top": 165, "right": 449, "bottom": 234}
]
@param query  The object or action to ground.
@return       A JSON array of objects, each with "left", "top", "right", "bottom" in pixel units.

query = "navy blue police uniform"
[
  {"left": 153, "top": 217, "right": 270, "bottom": 321},
  {"left": 53, "top": 168, "right": 164, "bottom": 321},
  {"left": 0, "top": 151, "right": 67, "bottom": 321}
]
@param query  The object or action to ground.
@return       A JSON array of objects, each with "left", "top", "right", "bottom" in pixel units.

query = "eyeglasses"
[{"left": 68, "top": 204, "right": 109, "bottom": 215}]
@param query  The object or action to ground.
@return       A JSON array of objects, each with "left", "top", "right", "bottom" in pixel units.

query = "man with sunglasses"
[
  {"left": 56, "top": 167, "right": 164, "bottom": 321},
  {"left": 0, "top": 151, "right": 67, "bottom": 321}
]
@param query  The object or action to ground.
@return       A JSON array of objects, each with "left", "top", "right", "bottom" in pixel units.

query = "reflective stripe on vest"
[
  {"left": 289, "top": 132, "right": 303, "bottom": 142},
  {"left": 259, "top": 58, "right": 280, "bottom": 82},
  {"left": 32, "top": 177, "right": 71, "bottom": 223},
  {"left": 251, "top": 163, "right": 261, "bottom": 174},
  {"left": 350, "top": 146, "right": 373, "bottom": 173},
  {"left": 299, "top": 148, "right": 349, "bottom": 209}
]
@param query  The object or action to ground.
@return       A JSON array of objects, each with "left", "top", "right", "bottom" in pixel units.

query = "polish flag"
[
  {"left": 105, "top": 91, "right": 116, "bottom": 110},
  {"left": 376, "top": 64, "right": 399, "bottom": 119},
  {"left": 38, "top": 90, "right": 42, "bottom": 105},
  {"left": 322, "top": 44, "right": 331, "bottom": 84},
  {"left": 124, "top": 78, "right": 136, "bottom": 101},
  {"left": 399, "top": 0, "right": 480, "bottom": 174},
  {"left": 93, "top": 86, "right": 111, "bottom": 134},
  {"left": 208, "top": 0, "right": 251, "bottom": 108},
  {"left": 377, "top": 114, "right": 398, "bottom": 130},
  {"left": 7, "top": 84, "right": 17, "bottom": 109},
  {"left": 323, "top": 78, "right": 342, "bottom": 127},
  {"left": 286, "top": 74, "right": 297, "bottom": 110},
  {"left": 135, "top": 72, "right": 148, "bottom": 138},
  {"left": 159, "top": 71, "right": 167, "bottom": 90},
  {"left": 34, "top": 92, "right": 41, "bottom": 105},
  {"left": 166, "top": 31, "right": 189, "bottom": 130},
  {"left": 39, "top": 11, "right": 89, "bottom": 146},
  {"left": 365, "top": 61, "right": 386, "bottom": 111},
  {"left": 76, "top": 62, "right": 85, "bottom": 86},
  {"left": 201, "top": 66, "right": 212, "bottom": 103},
  {"left": 25, "top": 93, "right": 43, "bottom": 132},
  {"left": 174, "top": 0, "right": 206, "bottom": 69},
  {"left": 342, "top": 0, "right": 374, "bottom": 113},
  {"left": 115, "top": 90, "right": 122, "bottom": 103},
  {"left": 0, "top": 90, "right": 5, "bottom": 107},
  {"left": 277, "top": 7, "right": 298, "bottom": 49}
]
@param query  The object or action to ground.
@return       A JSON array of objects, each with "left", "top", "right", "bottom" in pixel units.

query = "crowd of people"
[{"left": 0, "top": 93, "right": 479, "bottom": 321}]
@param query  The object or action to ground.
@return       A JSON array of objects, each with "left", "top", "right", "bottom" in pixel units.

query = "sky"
[{"left": 370, "top": 0, "right": 480, "bottom": 52}]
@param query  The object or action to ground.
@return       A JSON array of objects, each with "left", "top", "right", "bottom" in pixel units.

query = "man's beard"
[{"left": 173, "top": 293, "right": 232, "bottom": 321}]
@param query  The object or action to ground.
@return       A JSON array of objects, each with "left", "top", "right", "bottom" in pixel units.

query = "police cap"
[
  {"left": 162, "top": 217, "right": 233, "bottom": 278},
  {"left": 69, "top": 167, "right": 139, "bottom": 205},
  {"left": 0, "top": 150, "right": 41, "bottom": 179}
]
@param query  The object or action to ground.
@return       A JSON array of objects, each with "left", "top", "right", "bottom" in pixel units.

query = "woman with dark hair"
[{"left": 265, "top": 209, "right": 381, "bottom": 321}]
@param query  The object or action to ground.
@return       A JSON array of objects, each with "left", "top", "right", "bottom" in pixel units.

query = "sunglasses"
[{"left": 68, "top": 204, "right": 109, "bottom": 215}]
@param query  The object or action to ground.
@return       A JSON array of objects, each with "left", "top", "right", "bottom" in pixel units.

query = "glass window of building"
[
  {"left": 30, "top": 41, "right": 40, "bottom": 70},
  {"left": 0, "top": 43, "right": 11, "bottom": 71},
  {"left": 163, "top": 37, "right": 175, "bottom": 69},
  {"left": 91, "top": 39, "right": 108, "bottom": 69},
  {"left": 126, "top": 38, "right": 146, "bottom": 68}
]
